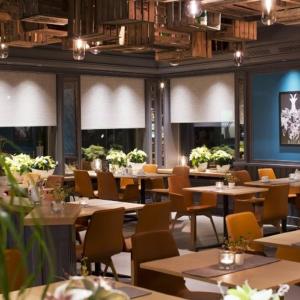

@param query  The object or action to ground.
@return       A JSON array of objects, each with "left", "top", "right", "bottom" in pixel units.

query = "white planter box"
[
  {"left": 127, "top": 162, "right": 145, "bottom": 175},
  {"left": 195, "top": 162, "right": 208, "bottom": 172},
  {"left": 216, "top": 164, "right": 230, "bottom": 173}
]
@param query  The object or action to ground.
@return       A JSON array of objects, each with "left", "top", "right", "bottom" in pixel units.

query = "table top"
[
  {"left": 254, "top": 230, "right": 300, "bottom": 247},
  {"left": 74, "top": 199, "right": 144, "bottom": 217},
  {"left": 5, "top": 280, "right": 184, "bottom": 300},
  {"left": 24, "top": 203, "right": 81, "bottom": 226},
  {"left": 245, "top": 178, "right": 300, "bottom": 187},
  {"left": 140, "top": 248, "right": 300, "bottom": 290},
  {"left": 157, "top": 168, "right": 226, "bottom": 178},
  {"left": 184, "top": 185, "right": 268, "bottom": 196}
]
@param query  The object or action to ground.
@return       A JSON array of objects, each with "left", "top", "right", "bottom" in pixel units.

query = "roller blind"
[
  {"left": 81, "top": 76, "right": 145, "bottom": 130},
  {"left": 0, "top": 71, "right": 56, "bottom": 127},
  {"left": 170, "top": 73, "right": 235, "bottom": 123}
]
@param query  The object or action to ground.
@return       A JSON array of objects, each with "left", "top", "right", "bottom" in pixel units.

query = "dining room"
[{"left": 1, "top": 1, "right": 300, "bottom": 300}]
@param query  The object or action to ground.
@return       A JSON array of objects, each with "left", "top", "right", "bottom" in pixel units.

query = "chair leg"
[
  {"left": 282, "top": 218, "right": 287, "bottom": 232},
  {"left": 171, "top": 212, "right": 181, "bottom": 230},
  {"left": 108, "top": 258, "right": 119, "bottom": 281},
  {"left": 76, "top": 230, "right": 82, "bottom": 244},
  {"left": 207, "top": 214, "right": 220, "bottom": 244},
  {"left": 190, "top": 214, "right": 197, "bottom": 251}
]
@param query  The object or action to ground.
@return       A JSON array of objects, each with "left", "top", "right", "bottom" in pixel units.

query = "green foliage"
[
  {"left": 31, "top": 156, "right": 57, "bottom": 171},
  {"left": 106, "top": 149, "right": 127, "bottom": 167},
  {"left": 189, "top": 146, "right": 211, "bottom": 167},
  {"left": 211, "top": 150, "right": 233, "bottom": 166},
  {"left": 127, "top": 149, "right": 147, "bottom": 163},
  {"left": 82, "top": 145, "right": 106, "bottom": 161},
  {"left": 211, "top": 145, "right": 235, "bottom": 157}
]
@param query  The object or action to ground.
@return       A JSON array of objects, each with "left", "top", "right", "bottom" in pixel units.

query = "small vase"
[
  {"left": 196, "top": 162, "right": 208, "bottom": 172},
  {"left": 91, "top": 158, "right": 102, "bottom": 171},
  {"left": 216, "top": 164, "right": 230, "bottom": 173},
  {"left": 235, "top": 252, "right": 245, "bottom": 266},
  {"left": 109, "top": 164, "right": 120, "bottom": 174}
]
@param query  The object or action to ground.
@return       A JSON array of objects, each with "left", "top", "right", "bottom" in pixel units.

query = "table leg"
[
  {"left": 223, "top": 195, "right": 229, "bottom": 239},
  {"left": 140, "top": 179, "right": 146, "bottom": 204},
  {"left": 190, "top": 214, "right": 197, "bottom": 251}
]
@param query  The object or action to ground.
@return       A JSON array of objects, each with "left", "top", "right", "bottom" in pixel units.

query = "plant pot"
[
  {"left": 91, "top": 158, "right": 102, "bottom": 171},
  {"left": 31, "top": 169, "right": 54, "bottom": 179},
  {"left": 128, "top": 162, "right": 145, "bottom": 175},
  {"left": 216, "top": 164, "right": 230, "bottom": 173},
  {"left": 235, "top": 252, "right": 245, "bottom": 265},
  {"left": 196, "top": 162, "right": 208, "bottom": 172},
  {"left": 109, "top": 164, "right": 124, "bottom": 175}
]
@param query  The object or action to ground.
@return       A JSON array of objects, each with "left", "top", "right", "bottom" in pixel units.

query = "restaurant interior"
[{"left": 1, "top": 0, "right": 300, "bottom": 299}]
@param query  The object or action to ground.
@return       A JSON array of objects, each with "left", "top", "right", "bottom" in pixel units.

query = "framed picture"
[{"left": 280, "top": 91, "right": 300, "bottom": 145}]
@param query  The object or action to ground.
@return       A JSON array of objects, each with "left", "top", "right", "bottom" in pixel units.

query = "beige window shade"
[
  {"left": 81, "top": 76, "right": 145, "bottom": 130},
  {"left": 170, "top": 73, "right": 235, "bottom": 123},
  {"left": 0, "top": 71, "right": 56, "bottom": 127}
]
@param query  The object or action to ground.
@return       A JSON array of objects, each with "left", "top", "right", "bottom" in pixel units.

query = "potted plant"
[
  {"left": 5, "top": 153, "right": 33, "bottom": 183},
  {"left": 106, "top": 149, "right": 127, "bottom": 174},
  {"left": 211, "top": 150, "right": 233, "bottom": 172},
  {"left": 82, "top": 145, "right": 106, "bottom": 171},
  {"left": 127, "top": 148, "right": 147, "bottom": 174},
  {"left": 31, "top": 156, "right": 57, "bottom": 178},
  {"left": 189, "top": 146, "right": 211, "bottom": 172}
]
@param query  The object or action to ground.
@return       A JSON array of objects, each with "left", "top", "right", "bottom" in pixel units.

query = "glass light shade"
[
  {"left": 261, "top": 0, "right": 276, "bottom": 26},
  {"left": 233, "top": 50, "right": 244, "bottom": 67},
  {"left": 0, "top": 42, "right": 9, "bottom": 59},
  {"left": 160, "top": 81, "right": 165, "bottom": 89},
  {"left": 89, "top": 41, "right": 102, "bottom": 55},
  {"left": 73, "top": 38, "right": 86, "bottom": 61},
  {"left": 184, "top": 0, "right": 202, "bottom": 18}
]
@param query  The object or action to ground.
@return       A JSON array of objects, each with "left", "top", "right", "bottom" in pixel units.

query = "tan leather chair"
[
  {"left": 76, "top": 208, "right": 125, "bottom": 280},
  {"left": 226, "top": 212, "right": 264, "bottom": 253},
  {"left": 23, "top": 173, "right": 41, "bottom": 187},
  {"left": 97, "top": 171, "right": 139, "bottom": 202},
  {"left": 231, "top": 170, "right": 265, "bottom": 215},
  {"left": 3, "top": 249, "right": 26, "bottom": 292},
  {"left": 261, "top": 184, "right": 289, "bottom": 231},
  {"left": 258, "top": 168, "right": 276, "bottom": 180},
  {"left": 45, "top": 175, "right": 64, "bottom": 189},
  {"left": 131, "top": 230, "right": 221, "bottom": 300},
  {"left": 168, "top": 175, "right": 219, "bottom": 249},
  {"left": 173, "top": 165, "right": 190, "bottom": 177},
  {"left": 276, "top": 245, "right": 300, "bottom": 262},
  {"left": 124, "top": 201, "right": 171, "bottom": 251},
  {"left": 74, "top": 170, "right": 96, "bottom": 198}
]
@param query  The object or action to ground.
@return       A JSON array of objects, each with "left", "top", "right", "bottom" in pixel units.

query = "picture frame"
[{"left": 279, "top": 91, "right": 300, "bottom": 145}]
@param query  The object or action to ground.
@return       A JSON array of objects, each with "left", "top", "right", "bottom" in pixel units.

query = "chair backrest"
[
  {"left": 45, "top": 175, "right": 64, "bottom": 189},
  {"left": 168, "top": 174, "right": 190, "bottom": 194},
  {"left": 258, "top": 168, "right": 276, "bottom": 180},
  {"left": 83, "top": 208, "right": 125, "bottom": 261},
  {"left": 226, "top": 212, "right": 264, "bottom": 252},
  {"left": 172, "top": 166, "right": 190, "bottom": 177},
  {"left": 74, "top": 170, "right": 95, "bottom": 198},
  {"left": 232, "top": 170, "right": 252, "bottom": 185},
  {"left": 143, "top": 164, "right": 158, "bottom": 173},
  {"left": 97, "top": 171, "right": 119, "bottom": 200},
  {"left": 262, "top": 184, "right": 289, "bottom": 223},
  {"left": 168, "top": 175, "right": 192, "bottom": 209},
  {"left": 136, "top": 202, "right": 171, "bottom": 234},
  {"left": 3, "top": 249, "right": 26, "bottom": 292},
  {"left": 276, "top": 245, "right": 300, "bottom": 262},
  {"left": 120, "top": 178, "right": 135, "bottom": 189},
  {"left": 23, "top": 173, "right": 41, "bottom": 187},
  {"left": 131, "top": 230, "right": 186, "bottom": 294}
]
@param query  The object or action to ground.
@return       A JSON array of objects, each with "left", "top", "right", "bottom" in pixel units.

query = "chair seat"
[
  {"left": 288, "top": 194, "right": 297, "bottom": 199},
  {"left": 235, "top": 197, "right": 265, "bottom": 205},
  {"left": 146, "top": 188, "right": 169, "bottom": 194},
  {"left": 186, "top": 205, "right": 215, "bottom": 213}
]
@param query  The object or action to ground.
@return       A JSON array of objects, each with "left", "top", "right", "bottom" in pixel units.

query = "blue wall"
[{"left": 252, "top": 70, "right": 300, "bottom": 161}]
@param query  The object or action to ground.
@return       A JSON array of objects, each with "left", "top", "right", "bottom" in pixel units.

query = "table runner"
[{"left": 183, "top": 255, "right": 279, "bottom": 278}]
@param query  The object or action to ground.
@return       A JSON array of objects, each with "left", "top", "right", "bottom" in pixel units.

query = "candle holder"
[
  {"left": 215, "top": 181, "right": 224, "bottom": 190},
  {"left": 219, "top": 250, "right": 235, "bottom": 270}
]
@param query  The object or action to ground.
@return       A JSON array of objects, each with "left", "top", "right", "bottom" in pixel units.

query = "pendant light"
[
  {"left": 0, "top": 38, "right": 8, "bottom": 59},
  {"left": 261, "top": 0, "right": 276, "bottom": 26},
  {"left": 73, "top": 38, "right": 86, "bottom": 61},
  {"left": 184, "top": 0, "right": 202, "bottom": 18},
  {"left": 233, "top": 44, "right": 244, "bottom": 67}
]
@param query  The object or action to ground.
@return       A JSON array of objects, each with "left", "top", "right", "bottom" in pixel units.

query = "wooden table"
[
  {"left": 184, "top": 185, "right": 268, "bottom": 238},
  {"left": 245, "top": 178, "right": 300, "bottom": 187},
  {"left": 6, "top": 280, "right": 184, "bottom": 300},
  {"left": 158, "top": 168, "right": 226, "bottom": 179},
  {"left": 140, "top": 248, "right": 300, "bottom": 290},
  {"left": 73, "top": 199, "right": 144, "bottom": 217},
  {"left": 65, "top": 171, "right": 169, "bottom": 204},
  {"left": 254, "top": 230, "right": 300, "bottom": 248}
]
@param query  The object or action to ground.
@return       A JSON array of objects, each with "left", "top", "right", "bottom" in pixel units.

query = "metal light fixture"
[
  {"left": 0, "top": 37, "right": 8, "bottom": 59},
  {"left": 160, "top": 81, "right": 165, "bottom": 89},
  {"left": 261, "top": 0, "right": 276, "bottom": 26},
  {"left": 89, "top": 41, "right": 103, "bottom": 55},
  {"left": 184, "top": 0, "right": 202, "bottom": 18},
  {"left": 73, "top": 38, "right": 86, "bottom": 61},
  {"left": 233, "top": 45, "right": 244, "bottom": 67}
]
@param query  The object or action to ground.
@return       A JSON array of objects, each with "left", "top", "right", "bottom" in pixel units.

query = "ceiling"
[{"left": 1, "top": 0, "right": 300, "bottom": 64}]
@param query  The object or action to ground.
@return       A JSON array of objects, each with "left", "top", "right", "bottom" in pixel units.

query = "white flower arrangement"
[
  {"left": 31, "top": 156, "right": 57, "bottom": 171},
  {"left": 219, "top": 281, "right": 289, "bottom": 300},
  {"left": 106, "top": 149, "right": 127, "bottom": 167},
  {"left": 189, "top": 146, "right": 211, "bottom": 167},
  {"left": 211, "top": 150, "right": 233, "bottom": 166},
  {"left": 127, "top": 148, "right": 147, "bottom": 163},
  {"left": 5, "top": 154, "right": 33, "bottom": 175}
]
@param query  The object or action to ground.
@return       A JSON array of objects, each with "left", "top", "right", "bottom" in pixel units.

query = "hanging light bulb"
[
  {"left": 261, "top": 0, "right": 276, "bottom": 26},
  {"left": 73, "top": 38, "right": 86, "bottom": 61},
  {"left": 0, "top": 37, "right": 8, "bottom": 59},
  {"left": 233, "top": 49, "right": 244, "bottom": 67},
  {"left": 184, "top": 0, "right": 202, "bottom": 18},
  {"left": 160, "top": 81, "right": 165, "bottom": 89}
]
